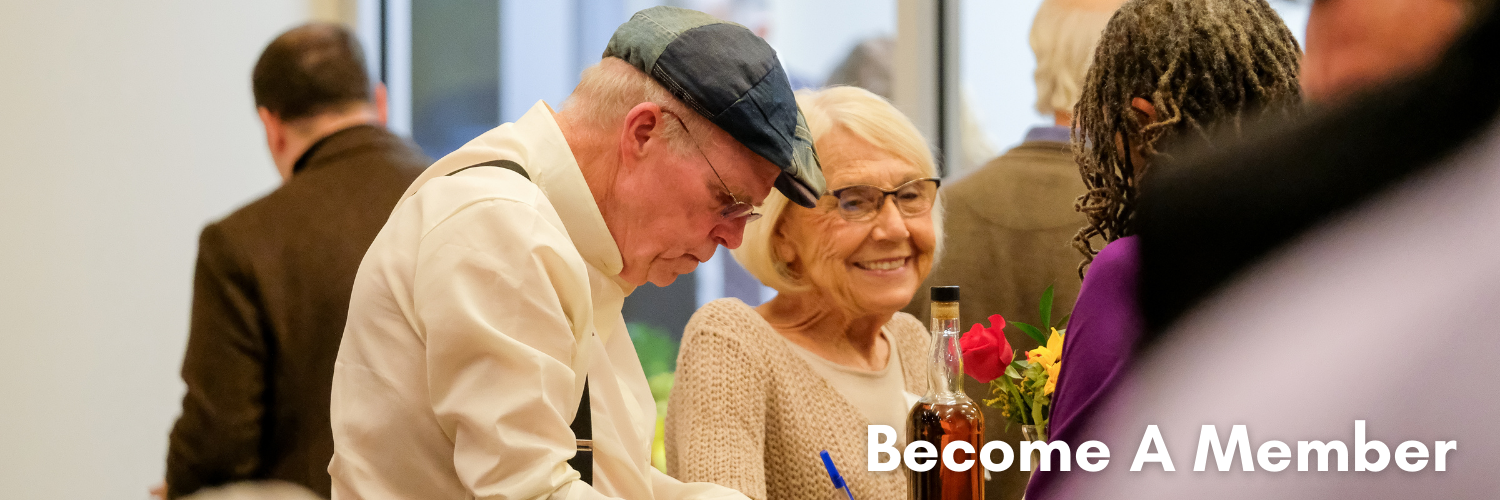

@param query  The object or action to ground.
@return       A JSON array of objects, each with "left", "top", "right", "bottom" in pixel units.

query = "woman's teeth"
[{"left": 856, "top": 258, "right": 905, "bottom": 271}]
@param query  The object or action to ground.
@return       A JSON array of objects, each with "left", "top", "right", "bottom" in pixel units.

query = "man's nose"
[{"left": 710, "top": 217, "right": 747, "bottom": 250}]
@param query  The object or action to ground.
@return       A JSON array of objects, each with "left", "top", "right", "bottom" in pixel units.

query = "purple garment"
[{"left": 1024, "top": 236, "right": 1142, "bottom": 500}]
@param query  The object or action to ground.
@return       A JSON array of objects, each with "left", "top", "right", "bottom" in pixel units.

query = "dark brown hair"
[
  {"left": 1070, "top": 0, "right": 1303, "bottom": 275},
  {"left": 252, "top": 23, "right": 371, "bottom": 121}
]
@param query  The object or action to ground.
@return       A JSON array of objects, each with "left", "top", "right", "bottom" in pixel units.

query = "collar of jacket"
[{"left": 290, "top": 124, "right": 384, "bottom": 175}]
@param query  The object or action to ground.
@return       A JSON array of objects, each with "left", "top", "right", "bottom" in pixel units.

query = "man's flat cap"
[{"left": 604, "top": 6, "right": 825, "bottom": 208}]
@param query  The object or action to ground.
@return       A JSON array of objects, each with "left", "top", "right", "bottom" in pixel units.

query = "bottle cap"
[{"left": 930, "top": 286, "right": 959, "bottom": 302}]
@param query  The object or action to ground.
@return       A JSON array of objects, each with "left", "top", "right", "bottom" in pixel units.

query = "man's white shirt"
[{"left": 329, "top": 101, "right": 747, "bottom": 500}]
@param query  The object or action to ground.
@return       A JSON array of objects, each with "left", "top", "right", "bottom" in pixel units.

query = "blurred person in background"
[
  {"left": 162, "top": 23, "right": 428, "bottom": 499},
  {"left": 1059, "top": 1, "right": 1500, "bottom": 498},
  {"left": 1300, "top": 0, "right": 1479, "bottom": 104},
  {"left": 327, "top": 7, "right": 823, "bottom": 500},
  {"left": 900, "top": 1, "right": 1123, "bottom": 496},
  {"left": 1023, "top": 0, "right": 1302, "bottom": 497},
  {"left": 665, "top": 86, "right": 941, "bottom": 500}
]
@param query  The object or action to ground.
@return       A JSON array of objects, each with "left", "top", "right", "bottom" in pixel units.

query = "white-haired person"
[{"left": 664, "top": 86, "right": 941, "bottom": 500}]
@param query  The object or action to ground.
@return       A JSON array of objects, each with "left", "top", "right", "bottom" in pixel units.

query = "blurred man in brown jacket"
[
  {"left": 902, "top": 1, "right": 1123, "bottom": 499},
  {"left": 163, "top": 23, "right": 428, "bottom": 499}
]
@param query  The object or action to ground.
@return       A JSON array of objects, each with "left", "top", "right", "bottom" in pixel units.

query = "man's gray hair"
[
  {"left": 560, "top": 57, "right": 702, "bottom": 154},
  {"left": 1030, "top": 0, "right": 1126, "bottom": 116}
]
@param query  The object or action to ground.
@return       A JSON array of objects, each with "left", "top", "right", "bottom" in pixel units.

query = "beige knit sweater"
[{"left": 665, "top": 298, "right": 932, "bottom": 500}]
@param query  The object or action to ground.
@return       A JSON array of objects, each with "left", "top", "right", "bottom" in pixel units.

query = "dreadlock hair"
[{"left": 1070, "top": 0, "right": 1302, "bottom": 276}]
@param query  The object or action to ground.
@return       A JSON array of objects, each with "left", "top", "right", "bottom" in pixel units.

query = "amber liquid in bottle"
[{"left": 908, "top": 290, "right": 984, "bottom": 500}]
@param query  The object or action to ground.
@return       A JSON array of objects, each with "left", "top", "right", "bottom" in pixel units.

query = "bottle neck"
[{"left": 928, "top": 302, "right": 966, "bottom": 399}]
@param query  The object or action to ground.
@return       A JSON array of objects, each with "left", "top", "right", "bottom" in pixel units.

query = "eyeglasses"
[
  {"left": 662, "top": 110, "right": 763, "bottom": 224},
  {"left": 826, "top": 177, "right": 941, "bottom": 222}
]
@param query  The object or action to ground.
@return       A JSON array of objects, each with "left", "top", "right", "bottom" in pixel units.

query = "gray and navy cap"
[{"left": 604, "top": 6, "right": 825, "bottom": 208}]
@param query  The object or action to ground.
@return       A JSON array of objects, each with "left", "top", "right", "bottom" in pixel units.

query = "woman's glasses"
[{"left": 827, "top": 177, "right": 941, "bottom": 222}]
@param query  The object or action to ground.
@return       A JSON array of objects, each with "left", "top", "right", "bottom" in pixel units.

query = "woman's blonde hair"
[{"left": 731, "top": 86, "right": 944, "bottom": 293}]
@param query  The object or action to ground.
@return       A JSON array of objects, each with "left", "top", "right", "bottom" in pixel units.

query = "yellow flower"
[
  {"left": 1043, "top": 362, "right": 1060, "bottom": 395},
  {"left": 1026, "top": 329, "right": 1066, "bottom": 368}
]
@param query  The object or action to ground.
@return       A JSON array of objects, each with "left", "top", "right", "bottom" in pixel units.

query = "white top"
[
  {"left": 328, "top": 101, "right": 748, "bottom": 500},
  {"left": 782, "top": 328, "right": 919, "bottom": 445}
]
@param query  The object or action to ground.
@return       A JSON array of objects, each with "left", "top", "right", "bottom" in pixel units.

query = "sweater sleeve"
[{"left": 665, "top": 301, "right": 768, "bottom": 500}]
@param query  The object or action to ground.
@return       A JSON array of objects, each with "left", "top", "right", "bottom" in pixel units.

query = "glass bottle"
[{"left": 908, "top": 286, "right": 984, "bottom": 500}]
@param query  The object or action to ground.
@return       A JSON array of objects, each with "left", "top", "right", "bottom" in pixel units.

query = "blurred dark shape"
[
  {"left": 1300, "top": 0, "right": 1480, "bottom": 104},
  {"left": 1136, "top": 1, "right": 1500, "bottom": 339},
  {"left": 166, "top": 23, "right": 430, "bottom": 499},
  {"left": 1053, "top": 2, "right": 1500, "bottom": 498}
]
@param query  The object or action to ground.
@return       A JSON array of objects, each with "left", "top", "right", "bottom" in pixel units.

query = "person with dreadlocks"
[{"left": 1022, "top": 0, "right": 1302, "bottom": 497}]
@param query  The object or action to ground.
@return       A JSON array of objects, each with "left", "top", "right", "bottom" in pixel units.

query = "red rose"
[{"left": 960, "top": 314, "right": 1013, "bottom": 383}]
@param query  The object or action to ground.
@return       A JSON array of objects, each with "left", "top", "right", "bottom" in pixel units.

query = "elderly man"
[
  {"left": 163, "top": 23, "right": 428, "bottom": 499},
  {"left": 327, "top": 7, "right": 822, "bottom": 500},
  {"left": 901, "top": 2, "right": 1122, "bottom": 498}
]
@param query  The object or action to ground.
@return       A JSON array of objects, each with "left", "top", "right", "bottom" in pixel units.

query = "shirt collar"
[
  {"left": 511, "top": 102, "right": 631, "bottom": 292},
  {"left": 1024, "top": 125, "right": 1072, "bottom": 144}
]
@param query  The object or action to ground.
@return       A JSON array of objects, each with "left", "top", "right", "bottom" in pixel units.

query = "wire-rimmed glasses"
[{"left": 661, "top": 110, "right": 763, "bottom": 224}]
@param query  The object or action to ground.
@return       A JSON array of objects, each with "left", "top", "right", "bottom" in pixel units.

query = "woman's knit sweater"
[{"left": 665, "top": 298, "right": 931, "bottom": 500}]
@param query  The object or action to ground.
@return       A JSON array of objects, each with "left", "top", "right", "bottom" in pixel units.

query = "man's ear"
[
  {"left": 619, "top": 102, "right": 665, "bottom": 167},
  {"left": 258, "top": 107, "right": 293, "bottom": 182},
  {"left": 258, "top": 107, "right": 286, "bottom": 156},
  {"left": 372, "top": 83, "right": 389, "bottom": 126},
  {"left": 1130, "top": 97, "right": 1158, "bottom": 125}
]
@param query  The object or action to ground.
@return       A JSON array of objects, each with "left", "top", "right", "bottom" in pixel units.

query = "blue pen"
[{"left": 819, "top": 450, "right": 856, "bottom": 500}]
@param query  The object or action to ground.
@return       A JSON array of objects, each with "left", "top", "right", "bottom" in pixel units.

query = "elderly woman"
[{"left": 664, "top": 86, "right": 941, "bottom": 500}]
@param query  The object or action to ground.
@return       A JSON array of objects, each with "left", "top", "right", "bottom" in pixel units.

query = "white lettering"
[
  {"left": 868, "top": 425, "right": 899, "bottom": 472},
  {"left": 1396, "top": 441, "right": 1428, "bottom": 471},
  {"left": 1257, "top": 440, "right": 1291, "bottom": 472},
  {"left": 1131, "top": 425, "right": 1176, "bottom": 472},
  {"left": 1298, "top": 440, "right": 1349, "bottom": 472},
  {"left": 1021, "top": 440, "right": 1071, "bottom": 471},
  {"left": 1355, "top": 420, "right": 1389, "bottom": 472},
  {"left": 1435, "top": 441, "right": 1457, "bottom": 472},
  {"left": 1077, "top": 441, "right": 1110, "bottom": 472},
  {"left": 943, "top": 441, "right": 976, "bottom": 472},
  {"left": 905, "top": 441, "right": 938, "bottom": 472},
  {"left": 1194, "top": 424, "right": 1254, "bottom": 472},
  {"left": 979, "top": 440, "right": 1014, "bottom": 472}
]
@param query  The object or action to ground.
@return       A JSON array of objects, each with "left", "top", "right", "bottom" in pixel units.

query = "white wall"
[{"left": 0, "top": 1, "right": 309, "bottom": 498}]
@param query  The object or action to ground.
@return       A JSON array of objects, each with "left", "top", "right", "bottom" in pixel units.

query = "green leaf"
[
  {"left": 1013, "top": 321, "right": 1049, "bottom": 347},
  {"left": 1039, "top": 285, "right": 1055, "bottom": 334},
  {"left": 1004, "top": 365, "right": 1020, "bottom": 379},
  {"left": 627, "top": 322, "right": 679, "bottom": 378},
  {"left": 1052, "top": 313, "right": 1072, "bottom": 330}
]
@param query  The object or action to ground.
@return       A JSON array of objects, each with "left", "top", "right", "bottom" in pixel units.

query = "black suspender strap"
[
  {"left": 444, "top": 159, "right": 531, "bottom": 180},
  {"left": 445, "top": 158, "right": 593, "bottom": 486},
  {"left": 568, "top": 378, "right": 593, "bottom": 485}
]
